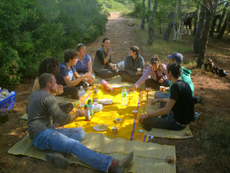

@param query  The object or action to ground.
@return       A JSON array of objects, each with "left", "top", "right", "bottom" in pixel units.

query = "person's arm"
[
  {"left": 47, "top": 96, "right": 71, "bottom": 126},
  {"left": 139, "top": 57, "right": 145, "bottom": 73},
  {"left": 96, "top": 50, "right": 114, "bottom": 65},
  {"left": 87, "top": 60, "right": 93, "bottom": 74},
  {"left": 158, "top": 64, "right": 168, "bottom": 83},
  {"left": 68, "top": 109, "right": 86, "bottom": 123},
  {"left": 124, "top": 56, "right": 136, "bottom": 75},
  {"left": 130, "top": 66, "right": 151, "bottom": 90},
  {"left": 63, "top": 74, "right": 86, "bottom": 87},
  {"left": 138, "top": 98, "right": 176, "bottom": 123}
]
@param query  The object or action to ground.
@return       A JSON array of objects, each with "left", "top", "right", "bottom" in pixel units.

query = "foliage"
[{"left": 0, "top": 0, "right": 107, "bottom": 88}]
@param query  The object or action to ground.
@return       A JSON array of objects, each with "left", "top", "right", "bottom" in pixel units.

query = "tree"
[
  {"left": 163, "top": 11, "right": 174, "bottom": 41},
  {"left": 148, "top": 0, "right": 158, "bottom": 44},
  {"left": 216, "top": 2, "right": 229, "bottom": 32},
  {"left": 197, "top": 0, "right": 218, "bottom": 69},
  {"left": 194, "top": 2, "right": 205, "bottom": 54},
  {"left": 193, "top": 6, "right": 199, "bottom": 36},
  {"left": 141, "top": 0, "right": 146, "bottom": 29},
  {"left": 217, "top": 11, "right": 230, "bottom": 39}
]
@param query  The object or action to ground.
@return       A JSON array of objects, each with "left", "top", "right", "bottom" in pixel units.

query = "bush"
[{"left": 0, "top": 0, "right": 107, "bottom": 88}]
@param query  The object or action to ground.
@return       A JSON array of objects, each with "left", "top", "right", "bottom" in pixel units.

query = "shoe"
[
  {"left": 193, "top": 96, "right": 203, "bottom": 104},
  {"left": 192, "top": 112, "right": 201, "bottom": 122},
  {"left": 46, "top": 152, "right": 69, "bottom": 169},
  {"left": 109, "top": 152, "right": 134, "bottom": 173}
]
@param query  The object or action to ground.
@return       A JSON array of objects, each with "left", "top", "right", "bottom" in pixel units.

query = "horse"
[{"left": 182, "top": 12, "right": 195, "bottom": 35}]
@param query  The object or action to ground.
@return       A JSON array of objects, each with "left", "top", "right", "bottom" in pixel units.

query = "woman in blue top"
[{"left": 75, "top": 43, "right": 94, "bottom": 84}]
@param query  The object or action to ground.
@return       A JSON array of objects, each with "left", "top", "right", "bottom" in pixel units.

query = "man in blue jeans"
[
  {"left": 27, "top": 73, "right": 133, "bottom": 172},
  {"left": 138, "top": 62, "right": 194, "bottom": 130}
]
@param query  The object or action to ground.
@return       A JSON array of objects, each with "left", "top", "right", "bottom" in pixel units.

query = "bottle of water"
[
  {"left": 88, "top": 99, "right": 94, "bottom": 116},
  {"left": 78, "top": 86, "right": 85, "bottom": 107},
  {"left": 121, "top": 87, "right": 127, "bottom": 106}
]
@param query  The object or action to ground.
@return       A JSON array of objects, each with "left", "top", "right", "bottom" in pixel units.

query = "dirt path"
[{"left": 1, "top": 12, "right": 230, "bottom": 173}]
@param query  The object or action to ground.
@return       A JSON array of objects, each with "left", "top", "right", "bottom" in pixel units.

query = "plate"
[
  {"left": 99, "top": 99, "right": 113, "bottom": 105},
  {"left": 112, "top": 85, "right": 122, "bottom": 89},
  {"left": 93, "top": 124, "right": 108, "bottom": 131}
]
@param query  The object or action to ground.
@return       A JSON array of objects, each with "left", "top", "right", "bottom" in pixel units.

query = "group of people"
[{"left": 27, "top": 37, "right": 201, "bottom": 172}]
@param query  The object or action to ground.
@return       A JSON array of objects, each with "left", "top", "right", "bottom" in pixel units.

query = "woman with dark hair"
[
  {"left": 32, "top": 58, "right": 60, "bottom": 92},
  {"left": 92, "top": 38, "right": 118, "bottom": 78},
  {"left": 130, "top": 55, "right": 170, "bottom": 90},
  {"left": 75, "top": 43, "right": 94, "bottom": 84}
]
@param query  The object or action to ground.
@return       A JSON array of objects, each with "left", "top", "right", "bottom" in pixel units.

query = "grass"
[{"left": 134, "top": 21, "right": 194, "bottom": 64}]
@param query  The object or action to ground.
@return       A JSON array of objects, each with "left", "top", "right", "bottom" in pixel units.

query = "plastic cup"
[
  {"left": 137, "top": 68, "right": 141, "bottom": 72},
  {"left": 132, "top": 110, "right": 138, "bottom": 118},
  {"left": 160, "top": 86, "right": 164, "bottom": 92},
  {"left": 112, "top": 127, "right": 118, "bottom": 136}
]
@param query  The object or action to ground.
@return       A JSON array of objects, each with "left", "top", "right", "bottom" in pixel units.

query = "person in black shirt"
[
  {"left": 92, "top": 38, "right": 118, "bottom": 78},
  {"left": 138, "top": 62, "right": 194, "bottom": 130}
]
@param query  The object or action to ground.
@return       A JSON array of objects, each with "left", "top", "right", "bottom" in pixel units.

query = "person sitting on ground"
[
  {"left": 56, "top": 49, "right": 91, "bottom": 99},
  {"left": 154, "top": 52, "right": 202, "bottom": 106},
  {"left": 75, "top": 43, "right": 95, "bottom": 85},
  {"left": 130, "top": 55, "right": 169, "bottom": 91},
  {"left": 32, "top": 58, "right": 61, "bottom": 93},
  {"left": 138, "top": 62, "right": 194, "bottom": 130},
  {"left": 92, "top": 38, "right": 118, "bottom": 79},
  {"left": 27, "top": 73, "right": 134, "bottom": 172},
  {"left": 118, "top": 46, "right": 145, "bottom": 83}
]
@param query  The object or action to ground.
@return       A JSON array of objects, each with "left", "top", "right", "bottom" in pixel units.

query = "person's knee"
[{"left": 78, "top": 128, "right": 85, "bottom": 141}]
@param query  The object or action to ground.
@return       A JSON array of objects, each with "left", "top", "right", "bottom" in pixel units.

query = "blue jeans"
[
  {"left": 154, "top": 92, "right": 169, "bottom": 108},
  {"left": 32, "top": 127, "right": 113, "bottom": 172},
  {"left": 142, "top": 111, "right": 186, "bottom": 130}
]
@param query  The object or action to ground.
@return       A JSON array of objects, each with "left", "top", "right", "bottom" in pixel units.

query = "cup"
[
  {"left": 160, "top": 86, "right": 164, "bottom": 92},
  {"left": 137, "top": 68, "right": 141, "bottom": 72},
  {"left": 113, "top": 64, "right": 116, "bottom": 69},
  {"left": 132, "top": 110, "right": 138, "bottom": 118},
  {"left": 112, "top": 127, "right": 118, "bottom": 136}
]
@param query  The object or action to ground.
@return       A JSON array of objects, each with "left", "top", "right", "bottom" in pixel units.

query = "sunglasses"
[{"left": 77, "top": 43, "right": 85, "bottom": 51}]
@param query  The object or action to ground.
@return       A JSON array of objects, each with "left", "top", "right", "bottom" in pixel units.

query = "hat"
[{"left": 168, "top": 52, "right": 183, "bottom": 63}]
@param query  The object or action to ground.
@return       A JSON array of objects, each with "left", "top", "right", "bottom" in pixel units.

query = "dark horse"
[{"left": 182, "top": 12, "right": 195, "bottom": 35}]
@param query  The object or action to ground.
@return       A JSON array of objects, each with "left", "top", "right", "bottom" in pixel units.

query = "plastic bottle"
[
  {"left": 88, "top": 99, "right": 94, "bottom": 116},
  {"left": 78, "top": 86, "right": 85, "bottom": 107},
  {"left": 84, "top": 104, "right": 91, "bottom": 121},
  {"left": 121, "top": 87, "right": 127, "bottom": 106},
  {"left": 93, "top": 90, "right": 98, "bottom": 105}
]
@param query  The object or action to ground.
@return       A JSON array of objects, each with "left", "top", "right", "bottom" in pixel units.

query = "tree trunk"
[
  {"left": 141, "top": 0, "right": 146, "bottom": 29},
  {"left": 148, "top": 0, "right": 158, "bottom": 44},
  {"left": 194, "top": 3, "right": 205, "bottom": 54},
  {"left": 164, "top": 12, "right": 174, "bottom": 41},
  {"left": 197, "top": 0, "right": 217, "bottom": 69},
  {"left": 217, "top": 12, "right": 230, "bottom": 39},
  {"left": 193, "top": 7, "right": 199, "bottom": 36},
  {"left": 148, "top": 0, "right": 150, "bottom": 10},
  {"left": 217, "top": 2, "right": 229, "bottom": 33},
  {"left": 209, "top": 16, "right": 214, "bottom": 37}
]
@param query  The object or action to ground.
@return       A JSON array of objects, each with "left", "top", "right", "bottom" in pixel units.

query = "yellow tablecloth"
[{"left": 61, "top": 85, "right": 152, "bottom": 142}]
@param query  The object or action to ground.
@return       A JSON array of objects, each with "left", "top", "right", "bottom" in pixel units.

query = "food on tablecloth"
[
  {"left": 100, "top": 80, "right": 115, "bottom": 92},
  {"left": 99, "top": 124, "right": 108, "bottom": 130},
  {"left": 99, "top": 99, "right": 113, "bottom": 105}
]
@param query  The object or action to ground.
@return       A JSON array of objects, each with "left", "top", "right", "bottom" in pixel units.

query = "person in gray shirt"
[
  {"left": 27, "top": 73, "right": 133, "bottom": 172},
  {"left": 118, "top": 46, "right": 145, "bottom": 83}
]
